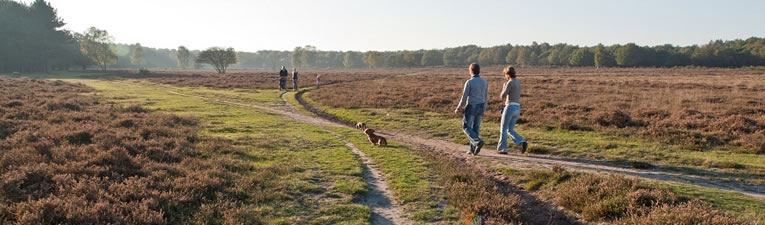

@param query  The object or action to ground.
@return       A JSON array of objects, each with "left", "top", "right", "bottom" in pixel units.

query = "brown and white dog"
[
  {"left": 356, "top": 122, "right": 367, "bottom": 130},
  {"left": 363, "top": 128, "right": 387, "bottom": 147}
]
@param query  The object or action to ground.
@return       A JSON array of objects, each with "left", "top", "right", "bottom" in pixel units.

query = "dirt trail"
[
  {"left": 166, "top": 90, "right": 413, "bottom": 225},
  {"left": 291, "top": 91, "right": 765, "bottom": 200},
  {"left": 279, "top": 93, "right": 413, "bottom": 225}
]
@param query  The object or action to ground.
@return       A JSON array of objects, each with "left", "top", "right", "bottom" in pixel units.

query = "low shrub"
[{"left": 0, "top": 77, "right": 257, "bottom": 224}]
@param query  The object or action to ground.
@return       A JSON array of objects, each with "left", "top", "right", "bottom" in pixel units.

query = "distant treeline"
[{"left": 2, "top": 0, "right": 764, "bottom": 73}]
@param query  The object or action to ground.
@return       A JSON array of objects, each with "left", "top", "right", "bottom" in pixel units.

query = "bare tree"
[{"left": 196, "top": 47, "right": 237, "bottom": 74}]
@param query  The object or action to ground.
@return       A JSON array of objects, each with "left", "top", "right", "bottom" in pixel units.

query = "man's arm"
[
  {"left": 484, "top": 81, "right": 489, "bottom": 109},
  {"left": 455, "top": 80, "right": 470, "bottom": 113}
]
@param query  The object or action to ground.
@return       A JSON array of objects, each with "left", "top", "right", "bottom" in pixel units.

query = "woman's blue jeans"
[{"left": 497, "top": 104, "right": 525, "bottom": 152}]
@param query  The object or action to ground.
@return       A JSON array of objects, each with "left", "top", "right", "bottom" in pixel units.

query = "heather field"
[
  {"left": 310, "top": 67, "right": 765, "bottom": 154},
  {"left": 3, "top": 0, "right": 764, "bottom": 224},
  {"left": 2, "top": 66, "right": 764, "bottom": 224}
]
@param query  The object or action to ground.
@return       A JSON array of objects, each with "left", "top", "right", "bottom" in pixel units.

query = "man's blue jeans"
[{"left": 462, "top": 104, "right": 485, "bottom": 151}]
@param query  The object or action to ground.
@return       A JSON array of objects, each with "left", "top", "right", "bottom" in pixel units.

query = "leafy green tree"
[
  {"left": 421, "top": 50, "right": 443, "bottom": 66},
  {"left": 363, "top": 51, "right": 381, "bottom": 68},
  {"left": 176, "top": 46, "right": 191, "bottom": 69},
  {"left": 130, "top": 43, "right": 145, "bottom": 67},
  {"left": 343, "top": 51, "right": 364, "bottom": 68},
  {"left": 615, "top": 43, "right": 643, "bottom": 66},
  {"left": 402, "top": 51, "right": 418, "bottom": 67},
  {"left": 528, "top": 52, "right": 539, "bottom": 66},
  {"left": 547, "top": 48, "right": 561, "bottom": 66},
  {"left": 506, "top": 48, "right": 520, "bottom": 65},
  {"left": 442, "top": 48, "right": 460, "bottom": 66},
  {"left": 594, "top": 44, "right": 615, "bottom": 68},
  {"left": 558, "top": 46, "right": 577, "bottom": 65},
  {"left": 196, "top": 47, "right": 237, "bottom": 74},
  {"left": 516, "top": 48, "right": 531, "bottom": 66},
  {"left": 569, "top": 48, "right": 594, "bottom": 66},
  {"left": 79, "top": 27, "right": 117, "bottom": 71},
  {"left": 478, "top": 48, "right": 496, "bottom": 65},
  {"left": 291, "top": 46, "right": 304, "bottom": 68},
  {"left": 300, "top": 45, "right": 317, "bottom": 68}
]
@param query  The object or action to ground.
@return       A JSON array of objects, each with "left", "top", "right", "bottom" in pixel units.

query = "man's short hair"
[
  {"left": 469, "top": 63, "right": 480, "bottom": 75},
  {"left": 504, "top": 66, "right": 516, "bottom": 78}
]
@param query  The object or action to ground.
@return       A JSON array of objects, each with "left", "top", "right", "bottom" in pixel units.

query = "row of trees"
[
  {"left": 2, "top": 0, "right": 764, "bottom": 73},
  {"left": 238, "top": 39, "right": 765, "bottom": 69},
  {"left": 0, "top": 0, "right": 89, "bottom": 72}
]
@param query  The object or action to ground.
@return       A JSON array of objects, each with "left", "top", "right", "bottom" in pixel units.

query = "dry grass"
[
  {"left": 0, "top": 77, "right": 260, "bottom": 224},
  {"left": 309, "top": 67, "right": 765, "bottom": 153}
]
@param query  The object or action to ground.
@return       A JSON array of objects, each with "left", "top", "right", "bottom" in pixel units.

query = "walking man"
[
  {"left": 455, "top": 63, "right": 488, "bottom": 155},
  {"left": 279, "top": 66, "right": 288, "bottom": 91},
  {"left": 497, "top": 66, "right": 528, "bottom": 154},
  {"left": 292, "top": 68, "right": 299, "bottom": 91}
]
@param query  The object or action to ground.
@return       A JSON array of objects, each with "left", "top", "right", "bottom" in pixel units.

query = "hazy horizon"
[{"left": 36, "top": 0, "right": 765, "bottom": 52}]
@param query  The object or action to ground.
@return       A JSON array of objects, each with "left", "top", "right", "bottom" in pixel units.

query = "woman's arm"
[{"left": 500, "top": 80, "right": 511, "bottom": 101}]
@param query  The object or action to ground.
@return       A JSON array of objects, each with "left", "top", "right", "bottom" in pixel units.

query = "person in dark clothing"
[
  {"left": 292, "top": 68, "right": 299, "bottom": 91},
  {"left": 279, "top": 66, "right": 288, "bottom": 91}
]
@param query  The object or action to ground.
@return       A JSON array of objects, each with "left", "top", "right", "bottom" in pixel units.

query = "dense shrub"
[
  {"left": 535, "top": 169, "right": 749, "bottom": 224},
  {"left": 616, "top": 201, "right": 751, "bottom": 225},
  {"left": 554, "top": 173, "right": 678, "bottom": 221},
  {"left": 0, "top": 77, "right": 257, "bottom": 224},
  {"left": 592, "top": 110, "right": 638, "bottom": 128}
]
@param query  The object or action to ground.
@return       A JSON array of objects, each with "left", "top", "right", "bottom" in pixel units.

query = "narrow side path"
[{"left": 166, "top": 90, "right": 413, "bottom": 225}]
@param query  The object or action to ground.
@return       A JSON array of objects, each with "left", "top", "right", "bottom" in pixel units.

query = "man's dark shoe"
[
  {"left": 521, "top": 142, "right": 528, "bottom": 154},
  {"left": 475, "top": 141, "right": 484, "bottom": 155},
  {"left": 498, "top": 151, "right": 508, "bottom": 155}
]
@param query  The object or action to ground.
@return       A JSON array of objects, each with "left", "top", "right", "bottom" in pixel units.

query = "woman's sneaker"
[{"left": 521, "top": 142, "right": 528, "bottom": 153}]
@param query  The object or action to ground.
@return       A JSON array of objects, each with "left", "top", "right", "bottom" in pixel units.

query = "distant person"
[
  {"left": 279, "top": 66, "right": 288, "bottom": 91},
  {"left": 455, "top": 63, "right": 488, "bottom": 155},
  {"left": 497, "top": 66, "right": 528, "bottom": 154},
  {"left": 316, "top": 74, "right": 321, "bottom": 89},
  {"left": 292, "top": 68, "right": 299, "bottom": 91}
]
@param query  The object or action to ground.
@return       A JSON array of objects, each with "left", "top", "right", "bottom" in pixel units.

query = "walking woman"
[
  {"left": 315, "top": 74, "right": 321, "bottom": 89},
  {"left": 497, "top": 66, "right": 528, "bottom": 154}
]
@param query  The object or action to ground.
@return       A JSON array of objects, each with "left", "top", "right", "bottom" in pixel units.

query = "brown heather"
[
  {"left": 433, "top": 155, "right": 523, "bottom": 225},
  {"left": 309, "top": 67, "right": 765, "bottom": 153},
  {"left": 121, "top": 68, "right": 421, "bottom": 90},
  {"left": 0, "top": 77, "right": 260, "bottom": 224},
  {"left": 524, "top": 167, "right": 750, "bottom": 224}
]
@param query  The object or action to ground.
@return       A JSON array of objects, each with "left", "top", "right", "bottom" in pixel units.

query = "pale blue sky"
[{"left": 42, "top": 0, "right": 765, "bottom": 52}]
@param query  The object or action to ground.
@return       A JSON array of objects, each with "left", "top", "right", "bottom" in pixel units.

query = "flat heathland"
[
  {"left": 120, "top": 68, "right": 422, "bottom": 90},
  {"left": 305, "top": 67, "right": 765, "bottom": 180},
  {"left": 297, "top": 66, "right": 765, "bottom": 223},
  {"left": 310, "top": 67, "right": 765, "bottom": 154},
  {"left": 0, "top": 77, "right": 259, "bottom": 224},
  {"left": 3, "top": 66, "right": 763, "bottom": 224}
]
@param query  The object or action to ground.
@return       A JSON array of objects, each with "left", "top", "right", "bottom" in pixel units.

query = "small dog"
[
  {"left": 363, "top": 128, "right": 387, "bottom": 147},
  {"left": 356, "top": 122, "right": 367, "bottom": 130}
]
